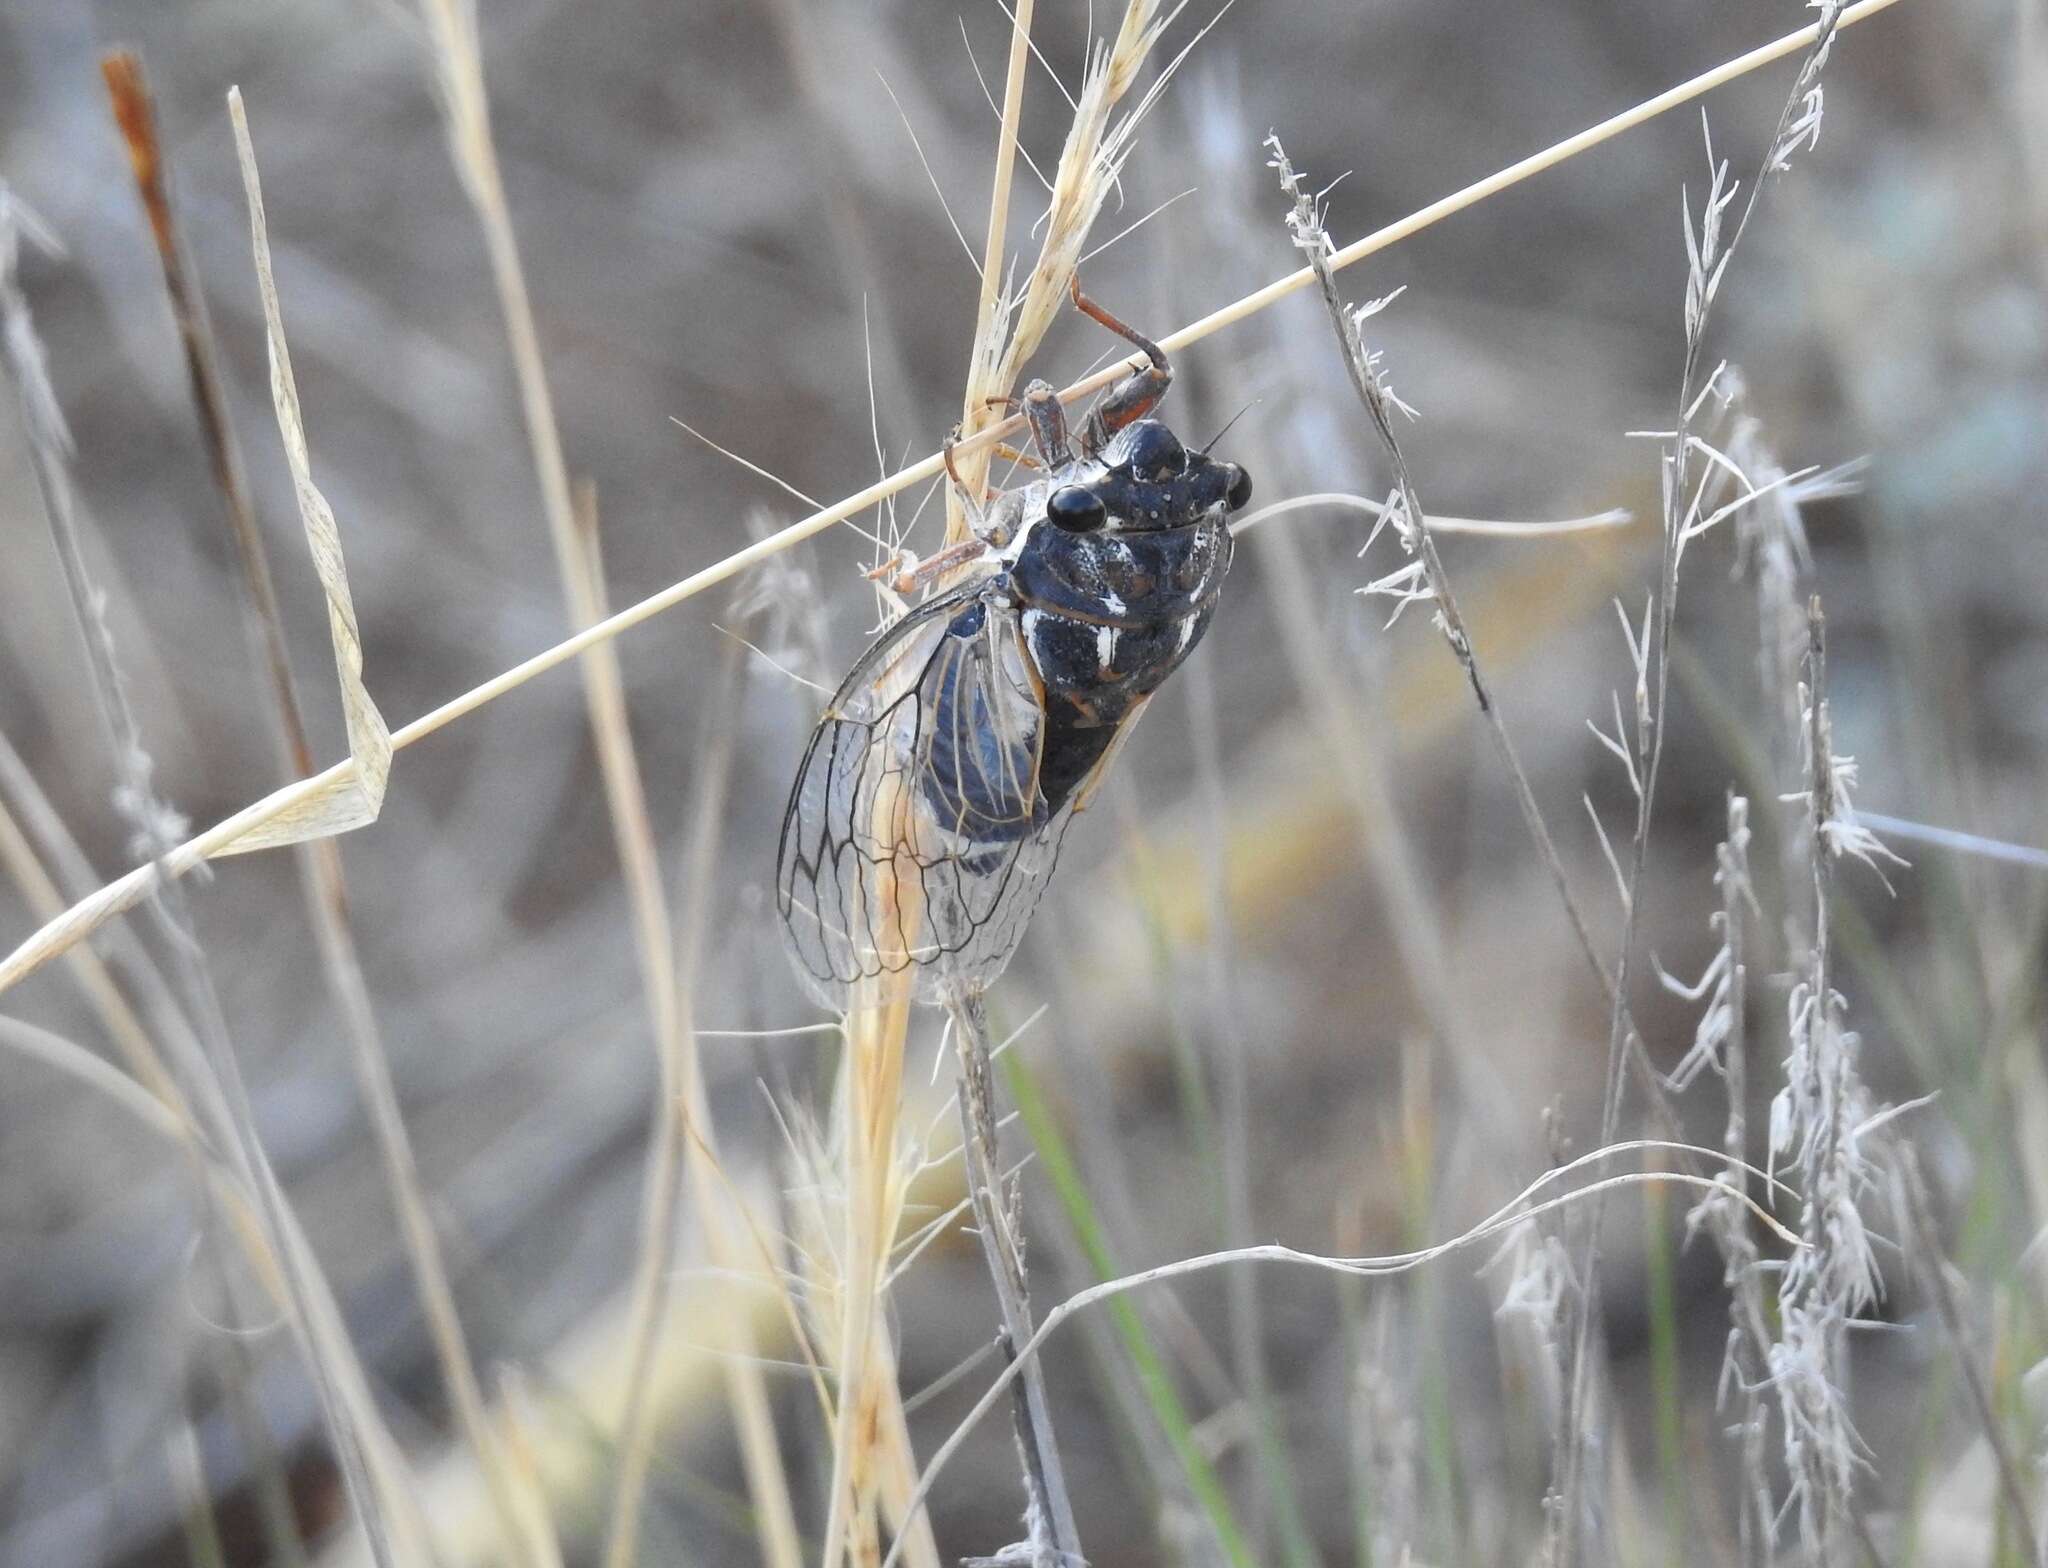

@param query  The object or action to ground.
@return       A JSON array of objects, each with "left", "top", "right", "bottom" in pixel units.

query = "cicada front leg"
[{"left": 1070, "top": 275, "right": 1173, "bottom": 456}]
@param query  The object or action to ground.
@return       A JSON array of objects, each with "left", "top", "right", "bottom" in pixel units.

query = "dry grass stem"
[
  {"left": 818, "top": 966, "right": 918, "bottom": 1566},
  {"left": 886, "top": 1143, "right": 1805, "bottom": 1566},
  {"left": 950, "top": 991, "right": 1083, "bottom": 1565},
  {"left": 0, "top": 0, "right": 1918, "bottom": 998},
  {"left": 4, "top": 174, "right": 418, "bottom": 1567},
  {"left": 1264, "top": 137, "right": 1655, "bottom": 1094},
  {"left": 1770, "top": 601, "right": 1875, "bottom": 1560},
  {"left": 1559, "top": 12, "right": 1857, "bottom": 1554},
  {"left": 834, "top": 6, "right": 1169, "bottom": 1563},
  {"left": 188, "top": 74, "right": 552, "bottom": 1568},
  {"left": 404, "top": 1, "right": 805, "bottom": 1556},
  {"left": 1233, "top": 494, "right": 1633, "bottom": 540},
  {"left": 952, "top": 0, "right": 1165, "bottom": 544}
]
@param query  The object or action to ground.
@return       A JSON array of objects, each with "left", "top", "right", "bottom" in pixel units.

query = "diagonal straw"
[{"left": 0, "top": 0, "right": 1911, "bottom": 997}]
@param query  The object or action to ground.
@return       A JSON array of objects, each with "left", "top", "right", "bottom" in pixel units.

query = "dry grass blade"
[
  {"left": 950, "top": 991, "right": 1083, "bottom": 1563},
  {"left": 0, "top": 0, "right": 1916, "bottom": 999},
  {"left": 815, "top": 961, "right": 928, "bottom": 1566},
  {"left": 953, "top": 0, "right": 1166, "bottom": 550},
  {"left": 2, "top": 169, "right": 421, "bottom": 1568},
  {"left": 406, "top": 0, "right": 804, "bottom": 1551},
  {"left": 221, "top": 95, "right": 391, "bottom": 856},
  {"left": 222, "top": 79, "right": 557, "bottom": 1568},
  {"left": 883, "top": 1144, "right": 1806, "bottom": 1567}
]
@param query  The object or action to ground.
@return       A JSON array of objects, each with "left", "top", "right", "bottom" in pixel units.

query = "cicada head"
[{"left": 1079, "top": 418, "right": 1252, "bottom": 533}]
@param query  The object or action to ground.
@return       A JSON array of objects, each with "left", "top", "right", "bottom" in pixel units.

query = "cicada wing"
[
  {"left": 775, "top": 583, "right": 1072, "bottom": 1010},
  {"left": 908, "top": 597, "right": 1075, "bottom": 1002}
]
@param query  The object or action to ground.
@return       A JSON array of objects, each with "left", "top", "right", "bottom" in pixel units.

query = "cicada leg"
[
  {"left": 936, "top": 424, "right": 1025, "bottom": 562},
  {"left": 973, "top": 391, "right": 1071, "bottom": 472},
  {"left": 1070, "top": 275, "right": 1174, "bottom": 455},
  {"left": 866, "top": 535, "right": 992, "bottom": 595},
  {"left": 1017, "top": 381, "right": 1075, "bottom": 471}
]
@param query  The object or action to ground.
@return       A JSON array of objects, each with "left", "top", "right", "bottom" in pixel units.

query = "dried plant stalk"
[
  {"left": 1557, "top": 11, "right": 1858, "bottom": 1553},
  {"left": 951, "top": 990, "right": 1083, "bottom": 1565},
  {"left": 2, "top": 174, "right": 423, "bottom": 1568},
  {"left": 884, "top": 1143, "right": 1803, "bottom": 1566},
  {"left": 0, "top": 0, "right": 1917, "bottom": 999},
  {"left": 402, "top": 2, "right": 805, "bottom": 1558},
  {"left": 952, "top": 0, "right": 1165, "bottom": 544},
  {"left": 112, "top": 66, "right": 553, "bottom": 1568}
]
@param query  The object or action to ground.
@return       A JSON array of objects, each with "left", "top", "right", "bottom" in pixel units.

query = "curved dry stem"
[
  {"left": 0, "top": 0, "right": 1913, "bottom": 999},
  {"left": 880, "top": 1141, "right": 1805, "bottom": 1568}
]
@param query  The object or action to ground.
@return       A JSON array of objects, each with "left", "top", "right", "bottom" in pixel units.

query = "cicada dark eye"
[
  {"left": 1225, "top": 463, "right": 1253, "bottom": 511},
  {"left": 1045, "top": 485, "right": 1107, "bottom": 533},
  {"left": 1124, "top": 422, "right": 1186, "bottom": 482}
]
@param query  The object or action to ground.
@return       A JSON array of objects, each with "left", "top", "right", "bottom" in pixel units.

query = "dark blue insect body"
[
  {"left": 923, "top": 419, "right": 1242, "bottom": 844},
  {"left": 777, "top": 284, "right": 1251, "bottom": 1007}
]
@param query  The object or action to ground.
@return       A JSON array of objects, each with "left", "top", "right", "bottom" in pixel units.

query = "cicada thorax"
[
  {"left": 777, "top": 282, "right": 1255, "bottom": 1009},
  {"left": 1007, "top": 499, "right": 1235, "bottom": 816}
]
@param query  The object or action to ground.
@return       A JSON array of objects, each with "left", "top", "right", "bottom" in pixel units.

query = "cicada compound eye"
[
  {"left": 1045, "top": 484, "right": 1108, "bottom": 533},
  {"left": 1226, "top": 463, "right": 1253, "bottom": 511},
  {"left": 1123, "top": 421, "right": 1186, "bottom": 482}
]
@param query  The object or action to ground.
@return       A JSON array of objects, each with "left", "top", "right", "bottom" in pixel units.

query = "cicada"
[{"left": 776, "top": 281, "right": 1252, "bottom": 1008}]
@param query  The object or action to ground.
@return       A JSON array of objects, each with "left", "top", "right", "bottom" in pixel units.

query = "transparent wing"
[{"left": 775, "top": 582, "right": 1075, "bottom": 1010}]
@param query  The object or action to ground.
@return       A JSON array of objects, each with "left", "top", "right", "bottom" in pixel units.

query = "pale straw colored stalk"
[
  {"left": 0, "top": 0, "right": 1917, "bottom": 1002},
  {"left": 405, "top": 4, "right": 804, "bottom": 1560},
  {"left": 883, "top": 1143, "right": 1805, "bottom": 1566},
  {"left": 2, "top": 178, "right": 431, "bottom": 1568},
  {"left": 952, "top": 0, "right": 1166, "bottom": 545},
  {"left": 224, "top": 80, "right": 559, "bottom": 1568},
  {"left": 822, "top": 7, "right": 1170, "bottom": 1563},
  {"left": 819, "top": 962, "right": 922, "bottom": 1567}
]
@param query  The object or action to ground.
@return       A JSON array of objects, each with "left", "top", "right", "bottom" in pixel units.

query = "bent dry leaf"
[
  {"left": 220, "top": 89, "right": 391, "bottom": 854},
  {"left": 0, "top": 94, "right": 388, "bottom": 996},
  {"left": 0, "top": 0, "right": 1916, "bottom": 1000}
]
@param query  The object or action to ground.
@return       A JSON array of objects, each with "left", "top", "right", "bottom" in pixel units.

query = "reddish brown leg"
[
  {"left": 866, "top": 536, "right": 990, "bottom": 594},
  {"left": 1018, "top": 380, "right": 1075, "bottom": 470},
  {"left": 943, "top": 426, "right": 969, "bottom": 493},
  {"left": 1070, "top": 275, "right": 1173, "bottom": 454}
]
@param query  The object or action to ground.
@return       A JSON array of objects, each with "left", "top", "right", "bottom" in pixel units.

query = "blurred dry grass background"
[{"left": 2, "top": 0, "right": 2045, "bottom": 1564}]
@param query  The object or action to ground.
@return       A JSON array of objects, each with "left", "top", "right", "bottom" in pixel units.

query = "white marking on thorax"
[
  {"left": 999, "top": 511, "right": 1044, "bottom": 565},
  {"left": 1175, "top": 614, "right": 1198, "bottom": 653},
  {"left": 1095, "top": 624, "right": 1118, "bottom": 670}
]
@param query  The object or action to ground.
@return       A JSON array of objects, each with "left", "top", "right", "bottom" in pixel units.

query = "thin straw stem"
[{"left": 0, "top": 0, "right": 1914, "bottom": 999}]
